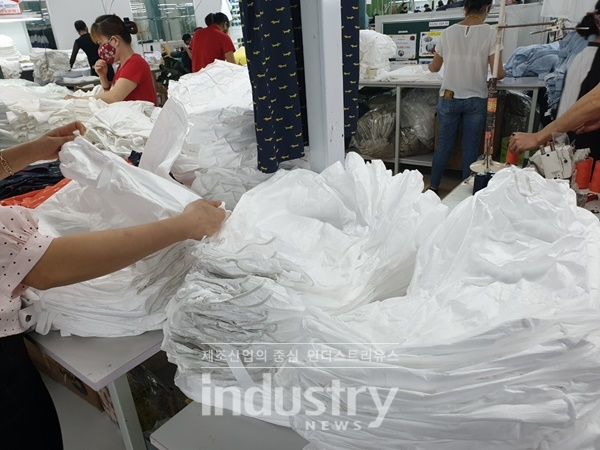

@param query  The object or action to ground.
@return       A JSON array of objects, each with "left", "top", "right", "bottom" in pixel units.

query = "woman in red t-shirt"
[
  {"left": 191, "top": 12, "right": 236, "bottom": 72},
  {"left": 68, "top": 15, "right": 157, "bottom": 105}
]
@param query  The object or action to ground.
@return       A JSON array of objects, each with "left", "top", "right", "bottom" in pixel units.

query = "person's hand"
[
  {"left": 508, "top": 132, "right": 541, "bottom": 154},
  {"left": 64, "top": 94, "right": 82, "bottom": 100},
  {"left": 34, "top": 121, "right": 86, "bottom": 160},
  {"left": 179, "top": 199, "right": 226, "bottom": 240},
  {"left": 575, "top": 117, "right": 600, "bottom": 134},
  {"left": 94, "top": 59, "right": 108, "bottom": 78}
]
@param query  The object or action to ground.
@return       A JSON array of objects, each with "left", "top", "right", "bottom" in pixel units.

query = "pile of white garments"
[
  {"left": 148, "top": 61, "right": 307, "bottom": 208},
  {"left": 0, "top": 34, "right": 21, "bottom": 61},
  {"left": 0, "top": 81, "right": 75, "bottom": 147},
  {"left": 359, "top": 30, "right": 397, "bottom": 80},
  {"left": 0, "top": 80, "right": 159, "bottom": 156},
  {"left": 0, "top": 35, "right": 23, "bottom": 79},
  {"left": 374, "top": 64, "right": 442, "bottom": 83},
  {"left": 30, "top": 48, "right": 88, "bottom": 83},
  {"left": 21, "top": 138, "right": 202, "bottom": 337},
  {"left": 83, "top": 98, "right": 159, "bottom": 157},
  {"left": 274, "top": 168, "right": 600, "bottom": 449},
  {"left": 162, "top": 153, "right": 447, "bottom": 396}
]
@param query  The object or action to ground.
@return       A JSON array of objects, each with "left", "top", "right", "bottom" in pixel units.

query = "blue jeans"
[{"left": 430, "top": 97, "right": 487, "bottom": 188}]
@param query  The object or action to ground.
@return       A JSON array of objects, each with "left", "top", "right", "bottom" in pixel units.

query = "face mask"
[{"left": 98, "top": 39, "right": 116, "bottom": 64}]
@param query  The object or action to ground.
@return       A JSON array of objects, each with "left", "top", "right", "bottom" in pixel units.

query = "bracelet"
[
  {"left": 102, "top": 84, "right": 111, "bottom": 91},
  {"left": 0, "top": 150, "right": 14, "bottom": 176}
]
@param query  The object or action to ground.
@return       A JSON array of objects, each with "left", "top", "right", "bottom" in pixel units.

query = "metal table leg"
[
  {"left": 107, "top": 374, "right": 145, "bottom": 450},
  {"left": 394, "top": 86, "right": 402, "bottom": 174},
  {"left": 526, "top": 87, "right": 539, "bottom": 134},
  {"left": 523, "top": 87, "right": 540, "bottom": 162}
]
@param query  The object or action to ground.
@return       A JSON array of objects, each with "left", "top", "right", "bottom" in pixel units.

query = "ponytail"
[{"left": 205, "top": 12, "right": 229, "bottom": 27}]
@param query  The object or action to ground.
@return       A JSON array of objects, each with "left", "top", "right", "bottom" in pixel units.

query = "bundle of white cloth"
[
  {"left": 29, "top": 48, "right": 88, "bottom": 83},
  {"left": 359, "top": 30, "right": 398, "bottom": 80},
  {"left": 0, "top": 80, "right": 158, "bottom": 156},
  {"left": 148, "top": 60, "right": 307, "bottom": 208},
  {"left": 374, "top": 64, "right": 442, "bottom": 83},
  {"left": 0, "top": 35, "right": 21, "bottom": 61},
  {"left": 274, "top": 168, "right": 600, "bottom": 449},
  {"left": 21, "top": 138, "right": 201, "bottom": 337},
  {"left": 163, "top": 153, "right": 447, "bottom": 396}
]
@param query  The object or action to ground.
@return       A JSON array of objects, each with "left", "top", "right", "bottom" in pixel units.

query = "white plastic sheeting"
[
  {"left": 162, "top": 153, "right": 447, "bottom": 420},
  {"left": 21, "top": 138, "right": 201, "bottom": 337},
  {"left": 274, "top": 167, "right": 600, "bottom": 449},
  {"left": 143, "top": 61, "right": 307, "bottom": 208}
]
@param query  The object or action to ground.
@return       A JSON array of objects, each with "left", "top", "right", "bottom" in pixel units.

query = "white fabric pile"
[
  {"left": 0, "top": 80, "right": 158, "bottom": 156},
  {"left": 0, "top": 35, "right": 23, "bottom": 79},
  {"left": 83, "top": 98, "right": 159, "bottom": 157},
  {"left": 144, "top": 61, "right": 307, "bottom": 208},
  {"left": 273, "top": 168, "right": 600, "bottom": 449},
  {"left": 21, "top": 138, "right": 201, "bottom": 337},
  {"left": 0, "top": 81, "right": 75, "bottom": 147},
  {"left": 374, "top": 64, "right": 442, "bottom": 83},
  {"left": 0, "top": 34, "right": 21, "bottom": 61},
  {"left": 29, "top": 48, "right": 88, "bottom": 83},
  {"left": 162, "top": 153, "right": 447, "bottom": 404},
  {"left": 359, "top": 30, "right": 398, "bottom": 80}
]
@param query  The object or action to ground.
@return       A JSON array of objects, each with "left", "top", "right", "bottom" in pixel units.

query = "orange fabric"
[{"left": 0, "top": 178, "right": 71, "bottom": 209}]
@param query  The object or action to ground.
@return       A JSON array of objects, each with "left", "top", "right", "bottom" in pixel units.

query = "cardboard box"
[{"left": 25, "top": 338, "right": 105, "bottom": 411}]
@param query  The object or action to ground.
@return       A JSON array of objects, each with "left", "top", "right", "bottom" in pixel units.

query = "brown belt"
[{"left": 443, "top": 89, "right": 454, "bottom": 99}]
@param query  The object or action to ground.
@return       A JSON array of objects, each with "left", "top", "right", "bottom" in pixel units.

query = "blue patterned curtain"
[{"left": 240, "top": 0, "right": 359, "bottom": 173}]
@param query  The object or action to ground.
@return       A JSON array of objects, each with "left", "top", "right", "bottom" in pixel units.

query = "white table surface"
[
  {"left": 360, "top": 76, "right": 545, "bottom": 90},
  {"left": 151, "top": 403, "right": 309, "bottom": 450},
  {"left": 27, "top": 329, "right": 163, "bottom": 391}
]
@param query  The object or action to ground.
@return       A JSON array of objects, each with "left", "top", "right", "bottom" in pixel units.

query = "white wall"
[
  {"left": 541, "top": 0, "right": 596, "bottom": 22},
  {"left": 45, "top": 0, "right": 136, "bottom": 52},
  {"left": 193, "top": 0, "right": 221, "bottom": 29}
]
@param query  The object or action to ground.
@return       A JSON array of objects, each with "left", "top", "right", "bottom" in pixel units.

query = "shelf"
[
  {"left": 398, "top": 152, "right": 434, "bottom": 167},
  {"left": 348, "top": 151, "right": 434, "bottom": 168}
]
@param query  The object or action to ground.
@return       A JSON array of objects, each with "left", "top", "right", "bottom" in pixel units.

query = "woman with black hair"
[
  {"left": 556, "top": 3, "right": 600, "bottom": 160},
  {"left": 191, "top": 12, "right": 236, "bottom": 72},
  {"left": 67, "top": 15, "right": 156, "bottom": 105},
  {"left": 69, "top": 20, "right": 114, "bottom": 81},
  {"left": 427, "top": 0, "right": 506, "bottom": 192},
  {"left": 92, "top": 15, "right": 156, "bottom": 105}
]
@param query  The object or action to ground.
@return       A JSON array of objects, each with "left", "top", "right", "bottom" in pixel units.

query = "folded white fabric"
[
  {"left": 0, "top": 35, "right": 21, "bottom": 61},
  {"left": 375, "top": 64, "right": 442, "bottom": 83},
  {"left": 275, "top": 167, "right": 600, "bottom": 449},
  {"left": 21, "top": 138, "right": 201, "bottom": 337}
]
